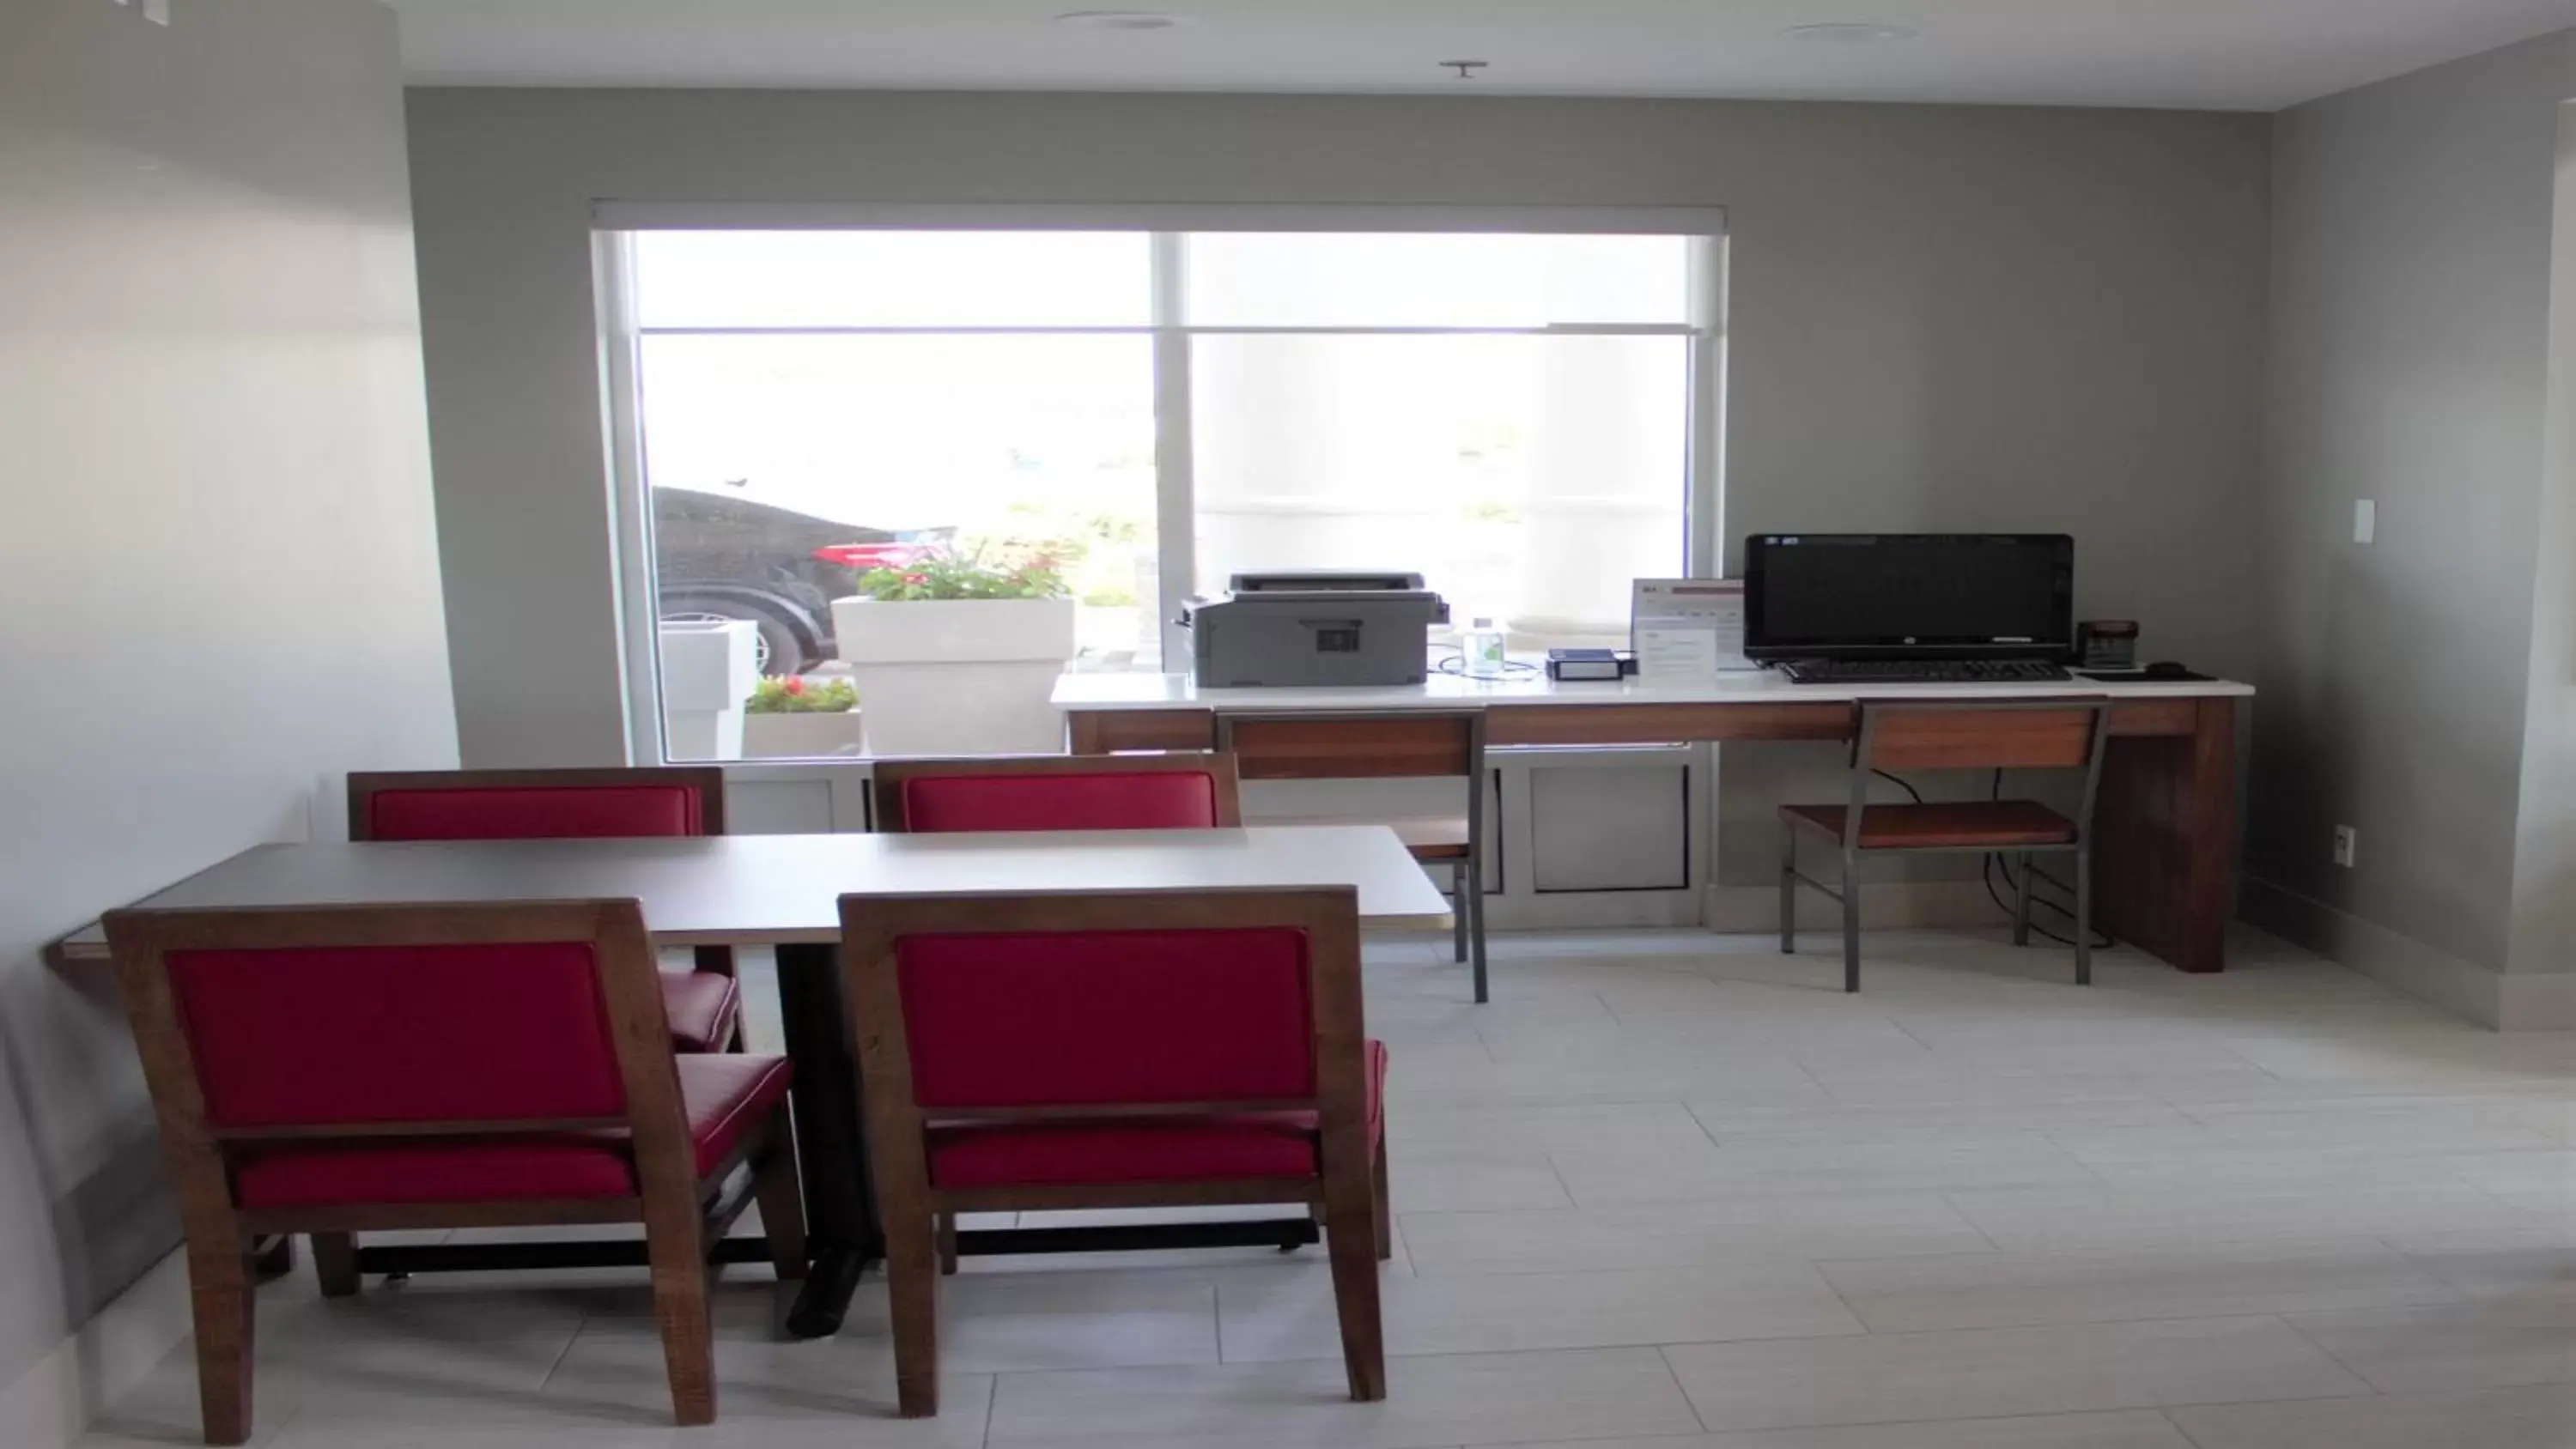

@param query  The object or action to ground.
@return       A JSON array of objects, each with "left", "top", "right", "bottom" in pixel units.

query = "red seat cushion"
[
  {"left": 661, "top": 969, "right": 740, "bottom": 1054},
  {"left": 366, "top": 785, "right": 702, "bottom": 842},
  {"left": 232, "top": 1055, "right": 792, "bottom": 1209},
  {"left": 926, "top": 1040, "right": 1387, "bottom": 1189},
  {"left": 901, "top": 772, "right": 1220, "bottom": 834}
]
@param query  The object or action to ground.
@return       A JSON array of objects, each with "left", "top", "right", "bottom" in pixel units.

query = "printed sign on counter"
[{"left": 1631, "top": 579, "right": 1757, "bottom": 680}]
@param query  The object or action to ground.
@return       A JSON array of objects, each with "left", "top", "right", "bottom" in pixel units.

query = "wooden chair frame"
[
  {"left": 839, "top": 887, "right": 1388, "bottom": 1416},
  {"left": 867, "top": 752, "right": 1244, "bottom": 833},
  {"left": 1214, "top": 710, "right": 1490, "bottom": 1003},
  {"left": 1781, "top": 699, "right": 2113, "bottom": 991},
  {"left": 101, "top": 900, "right": 805, "bottom": 1445},
  {"left": 347, "top": 764, "right": 740, "bottom": 985}
]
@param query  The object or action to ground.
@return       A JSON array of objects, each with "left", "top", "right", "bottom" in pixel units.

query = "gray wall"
[
  {"left": 0, "top": 0, "right": 454, "bottom": 1397},
  {"left": 405, "top": 90, "right": 2274, "bottom": 880},
  {"left": 2251, "top": 32, "right": 2576, "bottom": 993}
]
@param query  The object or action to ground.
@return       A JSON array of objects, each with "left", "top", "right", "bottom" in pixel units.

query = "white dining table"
[{"left": 64, "top": 825, "right": 1449, "bottom": 1337}]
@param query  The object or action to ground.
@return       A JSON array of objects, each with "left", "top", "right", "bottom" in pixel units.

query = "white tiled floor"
[{"left": 78, "top": 926, "right": 2576, "bottom": 1448}]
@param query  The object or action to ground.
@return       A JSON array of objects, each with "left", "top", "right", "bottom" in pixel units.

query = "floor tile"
[
  {"left": 1554, "top": 1132, "right": 2098, "bottom": 1205},
  {"left": 1944, "top": 1179, "right": 2556, "bottom": 1252},
  {"left": 1661, "top": 1315, "right": 2369, "bottom": 1431},
  {"left": 1399, "top": 1197, "right": 1993, "bottom": 1276},
  {"left": 2168, "top": 1381, "right": 2576, "bottom": 1449},
  {"left": 2285, "top": 1296, "right": 2576, "bottom": 1392},
  {"left": 1504, "top": 1410, "right": 2196, "bottom": 1449},
  {"left": 1818, "top": 1238, "right": 2459, "bottom": 1331},
  {"left": 1216, "top": 1260, "right": 1862, "bottom": 1361},
  {"left": 984, "top": 1346, "right": 1704, "bottom": 1448}
]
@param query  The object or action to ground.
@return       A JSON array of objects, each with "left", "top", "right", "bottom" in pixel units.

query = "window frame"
[{"left": 597, "top": 206, "right": 1728, "bottom": 765}]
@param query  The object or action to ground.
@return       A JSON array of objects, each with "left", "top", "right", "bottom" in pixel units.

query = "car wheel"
[{"left": 661, "top": 597, "right": 812, "bottom": 677}]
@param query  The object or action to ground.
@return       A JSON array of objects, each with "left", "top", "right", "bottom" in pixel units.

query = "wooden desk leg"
[
  {"left": 774, "top": 941, "right": 880, "bottom": 1338},
  {"left": 2093, "top": 697, "right": 2237, "bottom": 973}
]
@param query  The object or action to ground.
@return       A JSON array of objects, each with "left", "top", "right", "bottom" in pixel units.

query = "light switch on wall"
[{"left": 2354, "top": 499, "right": 2376, "bottom": 544}]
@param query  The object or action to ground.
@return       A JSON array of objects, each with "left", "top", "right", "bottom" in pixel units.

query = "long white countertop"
[{"left": 1053, "top": 669, "right": 2255, "bottom": 712}]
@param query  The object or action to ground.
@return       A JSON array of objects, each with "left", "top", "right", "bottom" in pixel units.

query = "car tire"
[{"left": 661, "top": 595, "right": 814, "bottom": 677}]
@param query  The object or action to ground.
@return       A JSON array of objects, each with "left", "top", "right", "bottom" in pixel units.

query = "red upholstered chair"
[
  {"left": 346, "top": 767, "right": 743, "bottom": 1055},
  {"left": 841, "top": 887, "right": 1388, "bottom": 1416},
  {"left": 101, "top": 900, "right": 805, "bottom": 1445},
  {"left": 869, "top": 752, "right": 1242, "bottom": 834}
]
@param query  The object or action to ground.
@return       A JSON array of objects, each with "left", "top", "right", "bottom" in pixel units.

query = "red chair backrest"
[
  {"left": 164, "top": 941, "right": 625, "bottom": 1129},
  {"left": 899, "top": 772, "right": 1221, "bottom": 834},
  {"left": 893, "top": 926, "right": 1314, "bottom": 1109},
  {"left": 365, "top": 785, "right": 703, "bottom": 842}
]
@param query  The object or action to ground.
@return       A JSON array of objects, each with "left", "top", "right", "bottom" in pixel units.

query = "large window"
[{"left": 614, "top": 223, "right": 1717, "bottom": 758}]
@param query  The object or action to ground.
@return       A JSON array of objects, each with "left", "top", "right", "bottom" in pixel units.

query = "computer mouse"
[{"left": 2141, "top": 661, "right": 2193, "bottom": 680}]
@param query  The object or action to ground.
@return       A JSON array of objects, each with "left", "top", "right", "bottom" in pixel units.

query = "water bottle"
[{"left": 1462, "top": 617, "right": 1509, "bottom": 678}]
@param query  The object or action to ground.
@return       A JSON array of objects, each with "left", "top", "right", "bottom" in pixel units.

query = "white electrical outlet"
[
  {"left": 2354, "top": 499, "right": 2376, "bottom": 545},
  {"left": 2333, "top": 825, "right": 2357, "bottom": 869}
]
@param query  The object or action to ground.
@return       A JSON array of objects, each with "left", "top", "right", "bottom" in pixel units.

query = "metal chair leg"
[
  {"left": 2012, "top": 852, "right": 2034, "bottom": 948},
  {"left": 1466, "top": 853, "right": 1489, "bottom": 1004},
  {"left": 2075, "top": 848, "right": 2093, "bottom": 986},
  {"left": 1779, "top": 829, "right": 1797, "bottom": 955},
  {"left": 1841, "top": 853, "right": 1862, "bottom": 993},
  {"left": 1451, "top": 860, "right": 1469, "bottom": 964}
]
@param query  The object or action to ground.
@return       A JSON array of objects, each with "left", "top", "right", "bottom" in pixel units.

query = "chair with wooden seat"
[
  {"left": 841, "top": 887, "right": 1389, "bottom": 1417},
  {"left": 346, "top": 767, "right": 743, "bottom": 1055},
  {"left": 1779, "top": 699, "right": 2113, "bottom": 991},
  {"left": 869, "top": 752, "right": 1241, "bottom": 834},
  {"left": 1216, "top": 711, "right": 1489, "bottom": 1003},
  {"left": 100, "top": 900, "right": 805, "bottom": 1445}
]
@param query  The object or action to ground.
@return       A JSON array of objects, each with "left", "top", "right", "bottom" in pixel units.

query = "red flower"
[
  {"left": 782, "top": 676, "right": 805, "bottom": 695},
  {"left": 902, "top": 572, "right": 930, "bottom": 585}
]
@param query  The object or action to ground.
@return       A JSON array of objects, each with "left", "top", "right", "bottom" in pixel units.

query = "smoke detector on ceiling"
[
  {"left": 1781, "top": 21, "right": 1920, "bottom": 43},
  {"left": 1054, "top": 11, "right": 1194, "bottom": 30}
]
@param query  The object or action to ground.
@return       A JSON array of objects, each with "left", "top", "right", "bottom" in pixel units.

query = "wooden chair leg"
[
  {"left": 751, "top": 1130, "right": 809, "bottom": 1282},
  {"left": 249, "top": 1234, "right": 295, "bottom": 1281},
  {"left": 1371, "top": 1137, "right": 1393, "bottom": 1263},
  {"left": 642, "top": 1212, "right": 716, "bottom": 1426},
  {"left": 313, "top": 1233, "right": 361, "bottom": 1299},
  {"left": 189, "top": 1240, "right": 256, "bottom": 1446},
  {"left": 885, "top": 1210, "right": 943, "bottom": 1416},
  {"left": 937, "top": 1212, "right": 959, "bottom": 1276},
  {"left": 1322, "top": 1152, "right": 1387, "bottom": 1402}
]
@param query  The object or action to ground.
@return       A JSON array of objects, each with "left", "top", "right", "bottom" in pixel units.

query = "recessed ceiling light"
[
  {"left": 1054, "top": 10, "right": 1193, "bottom": 30},
  {"left": 1781, "top": 21, "right": 1920, "bottom": 43}
]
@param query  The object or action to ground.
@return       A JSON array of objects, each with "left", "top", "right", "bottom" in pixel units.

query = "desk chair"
[
  {"left": 869, "top": 752, "right": 1241, "bottom": 833},
  {"left": 101, "top": 900, "right": 803, "bottom": 1444},
  {"left": 346, "top": 767, "right": 742, "bottom": 1055},
  {"left": 1779, "top": 700, "right": 2112, "bottom": 991},
  {"left": 1216, "top": 711, "right": 1489, "bottom": 1003},
  {"left": 841, "top": 887, "right": 1388, "bottom": 1416}
]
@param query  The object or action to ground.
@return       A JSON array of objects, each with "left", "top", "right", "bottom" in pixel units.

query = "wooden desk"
[
  {"left": 1055, "top": 672, "right": 2252, "bottom": 975},
  {"left": 68, "top": 827, "right": 1446, "bottom": 1337}
]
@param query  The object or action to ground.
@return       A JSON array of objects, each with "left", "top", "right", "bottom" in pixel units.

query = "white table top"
[
  {"left": 57, "top": 827, "right": 1452, "bottom": 958},
  {"left": 1053, "top": 670, "right": 2255, "bottom": 712}
]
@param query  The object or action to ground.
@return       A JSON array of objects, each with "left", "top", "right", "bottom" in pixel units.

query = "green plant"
[
  {"left": 745, "top": 676, "right": 858, "bottom": 714},
  {"left": 852, "top": 543, "right": 1070, "bottom": 602}
]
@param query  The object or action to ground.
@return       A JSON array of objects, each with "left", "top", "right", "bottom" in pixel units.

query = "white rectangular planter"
[
  {"left": 657, "top": 619, "right": 758, "bottom": 761},
  {"left": 830, "top": 596, "right": 1076, "bottom": 756},
  {"left": 741, "top": 710, "right": 869, "bottom": 759}
]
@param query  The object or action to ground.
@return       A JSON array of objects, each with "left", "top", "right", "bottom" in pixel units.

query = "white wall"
[
  {"left": 0, "top": 0, "right": 455, "bottom": 1428},
  {"left": 2246, "top": 30, "right": 2576, "bottom": 1023},
  {"left": 404, "top": 88, "right": 2271, "bottom": 899}
]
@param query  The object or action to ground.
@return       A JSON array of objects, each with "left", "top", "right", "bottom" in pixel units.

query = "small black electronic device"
[
  {"left": 1744, "top": 534, "right": 2075, "bottom": 664},
  {"left": 1546, "top": 648, "right": 1634, "bottom": 682},
  {"left": 1778, "top": 658, "right": 2074, "bottom": 685},
  {"left": 2077, "top": 620, "right": 2140, "bottom": 671}
]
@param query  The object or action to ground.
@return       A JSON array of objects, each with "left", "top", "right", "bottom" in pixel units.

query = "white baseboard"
[
  {"left": 0, "top": 1247, "right": 189, "bottom": 1449},
  {"left": 2239, "top": 876, "right": 2576, "bottom": 1030}
]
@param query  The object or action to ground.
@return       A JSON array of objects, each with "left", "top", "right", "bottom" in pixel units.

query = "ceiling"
[{"left": 385, "top": 0, "right": 2573, "bottom": 112}]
